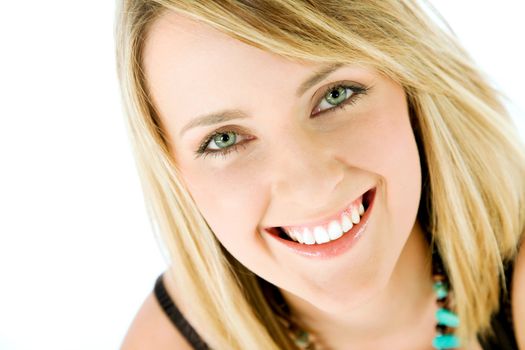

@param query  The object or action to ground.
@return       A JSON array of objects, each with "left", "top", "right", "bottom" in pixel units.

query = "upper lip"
[{"left": 264, "top": 186, "right": 373, "bottom": 230}]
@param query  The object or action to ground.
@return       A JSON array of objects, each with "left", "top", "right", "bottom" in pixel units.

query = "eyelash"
[{"left": 195, "top": 82, "right": 369, "bottom": 159}]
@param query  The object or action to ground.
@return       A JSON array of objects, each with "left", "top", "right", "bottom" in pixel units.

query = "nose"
[{"left": 269, "top": 132, "right": 345, "bottom": 209}]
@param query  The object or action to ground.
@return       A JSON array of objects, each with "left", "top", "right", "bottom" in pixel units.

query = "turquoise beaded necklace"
[
  {"left": 283, "top": 248, "right": 461, "bottom": 349},
  {"left": 431, "top": 248, "right": 461, "bottom": 349}
]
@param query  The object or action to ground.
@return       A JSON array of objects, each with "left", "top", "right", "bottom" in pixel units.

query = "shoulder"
[
  {"left": 512, "top": 237, "right": 525, "bottom": 349},
  {"left": 120, "top": 274, "right": 193, "bottom": 350}
]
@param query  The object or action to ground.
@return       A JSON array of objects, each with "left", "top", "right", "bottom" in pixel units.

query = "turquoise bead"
[
  {"left": 294, "top": 330, "right": 310, "bottom": 347},
  {"left": 433, "top": 281, "right": 448, "bottom": 299},
  {"left": 435, "top": 308, "right": 460, "bottom": 327},
  {"left": 432, "top": 334, "right": 460, "bottom": 349}
]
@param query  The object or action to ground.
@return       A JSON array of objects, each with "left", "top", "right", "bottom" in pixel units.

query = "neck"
[{"left": 282, "top": 221, "right": 436, "bottom": 349}]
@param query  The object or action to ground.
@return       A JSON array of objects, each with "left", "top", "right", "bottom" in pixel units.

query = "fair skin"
[{"left": 121, "top": 10, "right": 525, "bottom": 350}]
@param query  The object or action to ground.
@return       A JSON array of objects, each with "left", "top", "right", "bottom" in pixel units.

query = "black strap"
[{"left": 154, "top": 273, "right": 209, "bottom": 350}]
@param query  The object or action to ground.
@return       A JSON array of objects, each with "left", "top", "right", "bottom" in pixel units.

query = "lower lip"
[{"left": 266, "top": 187, "right": 376, "bottom": 259}]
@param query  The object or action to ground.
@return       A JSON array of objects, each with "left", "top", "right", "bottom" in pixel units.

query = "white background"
[{"left": 0, "top": 1, "right": 523, "bottom": 349}]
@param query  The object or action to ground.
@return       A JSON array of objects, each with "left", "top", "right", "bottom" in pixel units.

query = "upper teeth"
[{"left": 282, "top": 200, "right": 366, "bottom": 245}]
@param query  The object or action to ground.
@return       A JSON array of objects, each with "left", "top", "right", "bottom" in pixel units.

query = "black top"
[{"left": 153, "top": 261, "right": 518, "bottom": 349}]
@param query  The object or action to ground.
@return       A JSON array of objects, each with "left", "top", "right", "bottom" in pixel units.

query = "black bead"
[{"left": 435, "top": 324, "right": 448, "bottom": 333}]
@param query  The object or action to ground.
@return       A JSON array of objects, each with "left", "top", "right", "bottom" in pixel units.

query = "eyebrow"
[{"left": 179, "top": 62, "right": 345, "bottom": 137}]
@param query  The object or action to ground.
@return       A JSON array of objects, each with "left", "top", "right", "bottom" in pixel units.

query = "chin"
[{"left": 298, "top": 270, "right": 389, "bottom": 315}]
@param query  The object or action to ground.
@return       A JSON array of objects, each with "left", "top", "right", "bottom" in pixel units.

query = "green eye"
[
  {"left": 210, "top": 131, "right": 236, "bottom": 149},
  {"left": 312, "top": 83, "right": 369, "bottom": 116},
  {"left": 196, "top": 129, "right": 249, "bottom": 159},
  {"left": 325, "top": 86, "right": 348, "bottom": 105}
]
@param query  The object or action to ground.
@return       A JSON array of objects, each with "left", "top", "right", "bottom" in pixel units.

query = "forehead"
[
  {"left": 142, "top": 11, "right": 324, "bottom": 128},
  {"left": 143, "top": 10, "right": 317, "bottom": 83}
]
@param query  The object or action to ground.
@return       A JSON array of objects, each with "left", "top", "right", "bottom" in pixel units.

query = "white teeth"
[
  {"left": 287, "top": 229, "right": 297, "bottom": 241},
  {"left": 351, "top": 207, "right": 361, "bottom": 224},
  {"left": 313, "top": 226, "right": 330, "bottom": 244},
  {"left": 341, "top": 214, "right": 353, "bottom": 232},
  {"left": 302, "top": 228, "right": 316, "bottom": 245},
  {"left": 280, "top": 196, "right": 369, "bottom": 244},
  {"left": 295, "top": 229, "right": 304, "bottom": 243},
  {"left": 327, "top": 220, "right": 343, "bottom": 240}
]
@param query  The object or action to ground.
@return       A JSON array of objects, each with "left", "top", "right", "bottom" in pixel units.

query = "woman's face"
[{"left": 143, "top": 12, "right": 422, "bottom": 312}]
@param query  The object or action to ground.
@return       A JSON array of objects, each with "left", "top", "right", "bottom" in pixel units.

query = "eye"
[
  {"left": 195, "top": 128, "right": 252, "bottom": 159},
  {"left": 208, "top": 131, "right": 236, "bottom": 150},
  {"left": 311, "top": 83, "right": 368, "bottom": 117}
]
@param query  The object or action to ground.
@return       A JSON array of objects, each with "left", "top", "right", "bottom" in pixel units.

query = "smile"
[
  {"left": 265, "top": 187, "right": 377, "bottom": 258},
  {"left": 281, "top": 194, "right": 366, "bottom": 244}
]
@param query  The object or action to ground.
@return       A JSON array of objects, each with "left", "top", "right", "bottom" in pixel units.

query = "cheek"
[
  {"left": 367, "top": 111, "right": 422, "bottom": 248},
  {"left": 178, "top": 160, "right": 268, "bottom": 250},
  {"left": 336, "top": 93, "right": 421, "bottom": 239},
  {"left": 374, "top": 105, "right": 422, "bottom": 223}
]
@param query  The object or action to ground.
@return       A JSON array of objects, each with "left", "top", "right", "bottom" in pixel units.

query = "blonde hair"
[{"left": 115, "top": 0, "right": 525, "bottom": 348}]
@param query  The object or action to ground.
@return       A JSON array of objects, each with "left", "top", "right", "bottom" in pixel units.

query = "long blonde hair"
[{"left": 114, "top": 0, "right": 525, "bottom": 348}]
